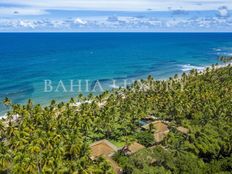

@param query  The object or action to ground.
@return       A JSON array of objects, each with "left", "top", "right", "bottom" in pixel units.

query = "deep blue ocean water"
[{"left": 0, "top": 33, "right": 232, "bottom": 115}]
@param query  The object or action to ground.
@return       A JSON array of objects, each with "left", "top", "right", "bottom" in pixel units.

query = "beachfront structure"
[{"left": 142, "top": 121, "right": 170, "bottom": 143}]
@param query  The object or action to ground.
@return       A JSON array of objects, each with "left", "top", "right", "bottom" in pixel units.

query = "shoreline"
[{"left": 1, "top": 61, "right": 231, "bottom": 119}]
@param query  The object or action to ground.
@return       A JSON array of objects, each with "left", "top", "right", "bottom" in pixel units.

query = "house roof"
[
  {"left": 90, "top": 139, "right": 118, "bottom": 159},
  {"left": 154, "top": 131, "right": 169, "bottom": 143},
  {"left": 177, "top": 126, "right": 189, "bottom": 134},
  {"left": 142, "top": 121, "right": 169, "bottom": 133},
  {"left": 127, "top": 142, "right": 145, "bottom": 155},
  {"left": 90, "top": 140, "right": 122, "bottom": 174},
  {"left": 154, "top": 121, "right": 169, "bottom": 133},
  {"left": 141, "top": 121, "right": 169, "bottom": 143}
]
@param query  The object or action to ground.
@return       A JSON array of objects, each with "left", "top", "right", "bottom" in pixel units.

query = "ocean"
[{"left": 0, "top": 32, "right": 232, "bottom": 115}]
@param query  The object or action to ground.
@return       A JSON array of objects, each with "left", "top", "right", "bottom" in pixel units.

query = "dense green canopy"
[{"left": 0, "top": 64, "right": 231, "bottom": 173}]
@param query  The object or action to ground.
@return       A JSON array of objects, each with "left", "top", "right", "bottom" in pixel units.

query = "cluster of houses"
[
  {"left": 90, "top": 140, "right": 144, "bottom": 174},
  {"left": 89, "top": 116, "right": 189, "bottom": 174}
]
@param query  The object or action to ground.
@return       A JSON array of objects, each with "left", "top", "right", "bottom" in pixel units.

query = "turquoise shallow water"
[{"left": 0, "top": 33, "right": 232, "bottom": 114}]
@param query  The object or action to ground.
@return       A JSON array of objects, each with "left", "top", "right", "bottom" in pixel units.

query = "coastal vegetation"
[
  {"left": 0, "top": 64, "right": 232, "bottom": 173},
  {"left": 219, "top": 55, "right": 232, "bottom": 63}
]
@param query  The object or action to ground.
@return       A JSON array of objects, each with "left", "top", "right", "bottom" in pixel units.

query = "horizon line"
[{"left": 1, "top": 31, "right": 232, "bottom": 33}]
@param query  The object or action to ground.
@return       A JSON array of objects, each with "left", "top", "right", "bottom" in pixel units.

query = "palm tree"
[
  {"left": 3, "top": 97, "right": 11, "bottom": 106},
  {"left": 25, "top": 99, "right": 33, "bottom": 112}
]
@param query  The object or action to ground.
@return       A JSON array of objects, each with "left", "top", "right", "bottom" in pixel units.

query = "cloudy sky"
[{"left": 0, "top": 0, "right": 231, "bottom": 32}]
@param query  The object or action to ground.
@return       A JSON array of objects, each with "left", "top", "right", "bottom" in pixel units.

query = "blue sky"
[{"left": 0, "top": 0, "right": 231, "bottom": 32}]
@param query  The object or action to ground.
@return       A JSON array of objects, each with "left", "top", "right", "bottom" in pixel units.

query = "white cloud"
[
  {"left": 51, "top": 20, "right": 69, "bottom": 28},
  {"left": 18, "top": 20, "right": 37, "bottom": 28},
  {"left": 1, "top": 12, "right": 232, "bottom": 31},
  {"left": 0, "top": 7, "right": 47, "bottom": 16},
  {"left": 91, "top": 15, "right": 232, "bottom": 30},
  {"left": 1, "top": 0, "right": 232, "bottom": 11},
  {"left": 107, "top": 16, "right": 120, "bottom": 22},
  {"left": 171, "top": 10, "right": 188, "bottom": 15},
  {"left": 218, "top": 6, "right": 230, "bottom": 17},
  {"left": 166, "top": 19, "right": 180, "bottom": 27},
  {"left": 74, "top": 18, "right": 87, "bottom": 25},
  {"left": 195, "top": 18, "right": 212, "bottom": 28},
  {"left": 0, "top": 19, "right": 39, "bottom": 29}
]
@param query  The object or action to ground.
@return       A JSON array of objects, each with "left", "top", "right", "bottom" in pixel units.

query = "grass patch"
[{"left": 110, "top": 140, "right": 126, "bottom": 148}]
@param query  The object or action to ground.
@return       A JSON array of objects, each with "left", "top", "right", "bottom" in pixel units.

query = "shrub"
[{"left": 136, "top": 131, "right": 155, "bottom": 147}]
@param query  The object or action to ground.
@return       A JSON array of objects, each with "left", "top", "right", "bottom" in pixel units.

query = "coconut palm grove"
[{"left": 0, "top": 64, "right": 232, "bottom": 173}]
